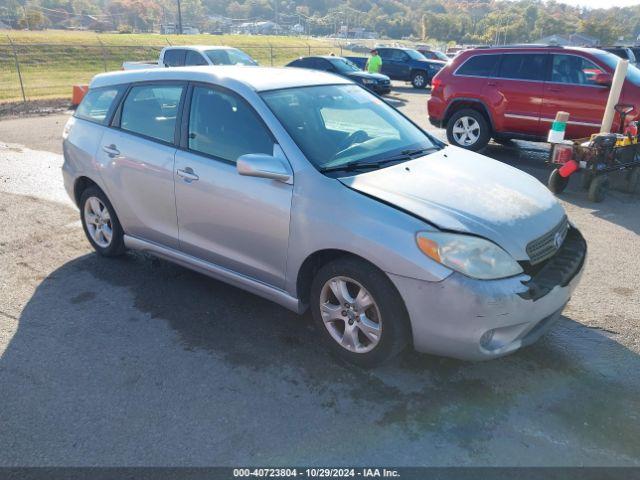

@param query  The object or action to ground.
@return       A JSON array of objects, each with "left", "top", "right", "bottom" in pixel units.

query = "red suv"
[{"left": 428, "top": 46, "right": 640, "bottom": 150}]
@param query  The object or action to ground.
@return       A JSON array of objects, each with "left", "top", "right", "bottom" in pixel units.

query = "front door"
[
  {"left": 379, "top": 49, "right": 409, "bottom": 79},
  {"left": 98, "top": 82, "right": 185, "bottom": 249},
  {"left": 540, "top": 54, "right": 610, "bottom": 139},
  {"left": 173, "top": 84, "right": 293, "bottom": 288}
]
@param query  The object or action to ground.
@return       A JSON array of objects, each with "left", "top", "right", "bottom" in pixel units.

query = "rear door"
[
  {"left": 540, "top": 54, "right": 609, "bottom": 139},
  {"left": 490, "top": 53, "right": 548, "bottom": 136},
  {"left": 97, "top": 82, "right": 185, "bottom": 249},
  {"left": 173, "top": 84, "right": 293, "bottom": 287}
]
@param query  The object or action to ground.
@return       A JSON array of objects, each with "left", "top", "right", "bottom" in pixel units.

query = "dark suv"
[
  {"left": 348, "top": 47, "right": 445, "bottom": 88},
  {"left": 428, "top": 46, "right": 640, "bottom": 150}
]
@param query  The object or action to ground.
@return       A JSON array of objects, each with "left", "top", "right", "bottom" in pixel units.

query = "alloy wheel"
[
  {"left": 413, "top": 74, "right": 425, "bottom": 88},
  {"left": 319, "top": 276, "right": 382, "bottom": 354},
  {"left": 452, "top": 116, "right": 481, "bottom": 146},
  {"left": 83, "top": 196, "right": 113, "bottom": 248}
]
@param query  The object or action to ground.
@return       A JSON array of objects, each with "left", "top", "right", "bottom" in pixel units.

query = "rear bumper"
[{"left": 388, "top": 228, "right": 586, "bottom": 361}]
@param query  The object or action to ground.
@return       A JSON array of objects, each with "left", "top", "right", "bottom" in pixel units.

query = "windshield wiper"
[{"left": 320, "top": 147, "right": 439, "bottom": 174}]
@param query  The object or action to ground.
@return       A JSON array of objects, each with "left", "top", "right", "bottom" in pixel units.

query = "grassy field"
[{"left": 0, "top": 30, "right": 368, "bottom": 102}]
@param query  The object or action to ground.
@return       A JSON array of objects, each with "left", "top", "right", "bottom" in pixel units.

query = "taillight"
[{"left": 432, "top": 77, "right": 442, "bottom": 91}]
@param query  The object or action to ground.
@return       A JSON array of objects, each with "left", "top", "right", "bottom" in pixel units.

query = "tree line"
[{"left": 1, "top": 0, "right": 639, "bottom": 45}]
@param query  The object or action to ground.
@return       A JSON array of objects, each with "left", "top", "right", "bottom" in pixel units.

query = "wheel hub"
[{"left": 319, "top": 276, "right": 382, "bottom": 354}]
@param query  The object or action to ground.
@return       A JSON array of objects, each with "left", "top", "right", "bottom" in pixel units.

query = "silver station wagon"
[{"left": 62, "top": 66, "right": 586, "bottom": 366}]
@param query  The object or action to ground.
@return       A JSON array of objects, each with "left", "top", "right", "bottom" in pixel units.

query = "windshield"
[
  {"left": 205, "top": 48, "right": 257, "bottom": 66},
  {"left": 261, "top": 84, "right": 440, "bottom": 173},
  {"left": 329, "top": 58, "right": 361, "bottom": 73},
  {"left": 593, "top": 51, "right": 640, "bottom": 86},
  {"left": 406, "top": 49, "right": 426, "bottom": 61},
  {"left": 433, "top": 50, "right": 449, "bottom": 62}
]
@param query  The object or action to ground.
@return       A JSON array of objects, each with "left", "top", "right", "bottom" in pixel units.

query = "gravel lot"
[{"left": 0, "top": 84, "right": 639, "bottom": 466}]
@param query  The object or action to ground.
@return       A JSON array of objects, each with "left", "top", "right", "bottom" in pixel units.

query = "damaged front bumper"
[{"left": 389, "top": 227, "right": 587, "bottom": 361}]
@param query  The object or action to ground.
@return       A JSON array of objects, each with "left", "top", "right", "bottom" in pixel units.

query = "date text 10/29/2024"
[{"left": 233, "top": 468, "right": 400, "bottom": 478}]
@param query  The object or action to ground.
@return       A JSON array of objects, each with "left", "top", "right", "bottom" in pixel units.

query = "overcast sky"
[{"left": 552, "top": 0, "right": 640, "bottom": 7}]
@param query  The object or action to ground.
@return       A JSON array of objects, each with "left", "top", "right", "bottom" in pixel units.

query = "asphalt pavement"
[{"left": 0, "top": 84, "right": 639, "bottom": 466}]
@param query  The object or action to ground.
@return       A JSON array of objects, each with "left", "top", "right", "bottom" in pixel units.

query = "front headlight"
[
  {"left": 361, "top": 78, "right": 375, "bottom": 85},
  {"left": 416, "top": 232, "right": 523, "bottom": 280}
]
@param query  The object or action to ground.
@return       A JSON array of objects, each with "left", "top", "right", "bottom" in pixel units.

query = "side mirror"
[
  {"left": 237, "top": 148, "right": 292, "bottom": 184},
  {"left": 594, "top": 72, "right": 612, "bottom": 87}
]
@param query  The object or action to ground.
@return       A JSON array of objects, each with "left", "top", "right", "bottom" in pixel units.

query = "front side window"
[
  {"left": 551, "top": 55, "right": 605, "bottom": 86},
  {"left": 456, "top": 54, "right": 500, "bottom": 77},
  {"left": 390, "top": 50, "right": 409, "bottom": 62},
  {"left": 163, "top": 49, "right": 186, "bottom": 67},
  {"left": 185, "top": 50, "right": 208, "bottom": 66},
  {"left": 75, "top": 86, "right": 123, "bottom": 124},
  {"left": 188, "top": 86, "right": 273, "bottom": 162},
  {"left": 120, "top": 84, "right": 184, "bottom": 143},
  {"left": 261, "top": 84, "right": 439, "bottom": 172},
  {"left": 498, "top": 54, "right": 547, "bottom": 81}
]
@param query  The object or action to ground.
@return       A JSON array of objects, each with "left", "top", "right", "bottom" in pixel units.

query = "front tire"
[
  {"left": 411, "top": 70, "right": 428, "bottom": 89},
  {"left": 310, "top": 258, "right": 410, "bottom": 367},
  {"left": 80, "top": 186, "right": 125, "bottom": 256},
  {"left": 548, "top": 168, "right": 569, "bottom": 194},
  {"left": 446, "top": 109, "right": 491, "bottom": 151}
]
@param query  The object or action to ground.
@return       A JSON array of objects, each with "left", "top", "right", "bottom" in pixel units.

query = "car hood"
[
  {"left": 339, "top": 146, "right": 566, "bottom": 261},
  {"left": 420, "top": 59, "right": 447, "bottom": 67},
  {"left": 347, "top": 71, "right": 389, "bottom": 81}
]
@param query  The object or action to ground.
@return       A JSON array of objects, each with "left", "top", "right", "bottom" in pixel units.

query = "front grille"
[
  {"left": 519, "top": 227, "right": 586, "bottom": 301},
  {"left": 526, "top": 216, "right": 569, "bottom": 265}
]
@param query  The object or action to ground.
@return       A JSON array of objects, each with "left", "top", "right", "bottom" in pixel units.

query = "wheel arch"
[
  {"left": 73, "top": 176, "right": 100, "bottom": 207},
  {"left": 443, "top": 98, "right": 494, "bottom": 130},
  {"left": 296, "top": 249, "right": 391, "bottom": 306}
]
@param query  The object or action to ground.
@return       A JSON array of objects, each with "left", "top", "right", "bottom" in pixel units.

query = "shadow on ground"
[{"left": 1, "top": 235, "right": 640, "bottom": 464}]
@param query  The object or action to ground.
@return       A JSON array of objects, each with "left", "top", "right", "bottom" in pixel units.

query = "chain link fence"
[{"left": 0, "top": 37, "right": 362, "bottom": 103}]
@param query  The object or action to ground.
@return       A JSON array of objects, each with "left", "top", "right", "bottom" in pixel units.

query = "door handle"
[
  {"left": 102, "top": 144, "right": 120, "bottom": 157},
  {"left": 176, "top": 167, "right": 199, "bottom": 182}
]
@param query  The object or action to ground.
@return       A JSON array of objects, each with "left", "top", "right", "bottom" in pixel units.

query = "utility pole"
[
  {"left": 21, "top": 4, "right": 30, "bottom": 30},
  {"left": 176, "top": 0, "right": 183, "bottom": 34}
]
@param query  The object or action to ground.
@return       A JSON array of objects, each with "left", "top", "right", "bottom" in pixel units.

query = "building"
[{"left": 537, "top": 33, "right": 600, "bottom": 47}]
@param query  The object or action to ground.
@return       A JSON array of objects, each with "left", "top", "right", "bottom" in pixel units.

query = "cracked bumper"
[{"left": 388, "top": 258, "right": 585, "bottom": 361}]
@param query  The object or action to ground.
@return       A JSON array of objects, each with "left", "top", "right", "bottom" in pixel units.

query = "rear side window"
[
  {"left": 75, "top": 86, "right": 123, "bottom": 125},
  {"left": 456, "top": 54, "right": 500, "bottom": 77},
  {"left": 498, "top": 54, "right": 547, "bottom": 81},
  {"left": 188, "top": 86, "right": 273, "bottom": 163},
  {"left": 163, "top": 49, "right": 186, "bottom": 67},
  {"left": 185, "top": 50, "right": 208, "bottom": 66},
  {"left": 120, "top": 84, "right": 184, "bottom": 143}
]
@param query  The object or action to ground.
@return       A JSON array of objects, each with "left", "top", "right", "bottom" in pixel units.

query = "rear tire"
[
  {"left": 548, "top": 168, "right": 569, "bottom": 194},
  {"left": 446, "top": 109, "right": 491, "bottom": 151},
  {"left": 310, "top": 257, "right": 410, "bottom": 367},
  {"left": 80, "top": 186, "right": 125, "bottom": 257},
  {"left": 588, "top": 175, "right": 609, "bottom": 203}
]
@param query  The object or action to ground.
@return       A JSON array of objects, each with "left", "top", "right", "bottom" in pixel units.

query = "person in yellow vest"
[{"left": 366, "top": 49, "right": 382, "bottom": 74}]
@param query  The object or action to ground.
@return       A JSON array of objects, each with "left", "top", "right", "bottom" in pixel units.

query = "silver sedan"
[{"left": 62, "top": 66, "right": 586, "bottom": 366}]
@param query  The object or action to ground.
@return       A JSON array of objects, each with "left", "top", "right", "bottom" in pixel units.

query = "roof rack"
[{"left": 474, "top": 43, "right": 562, "bottom": 49}]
